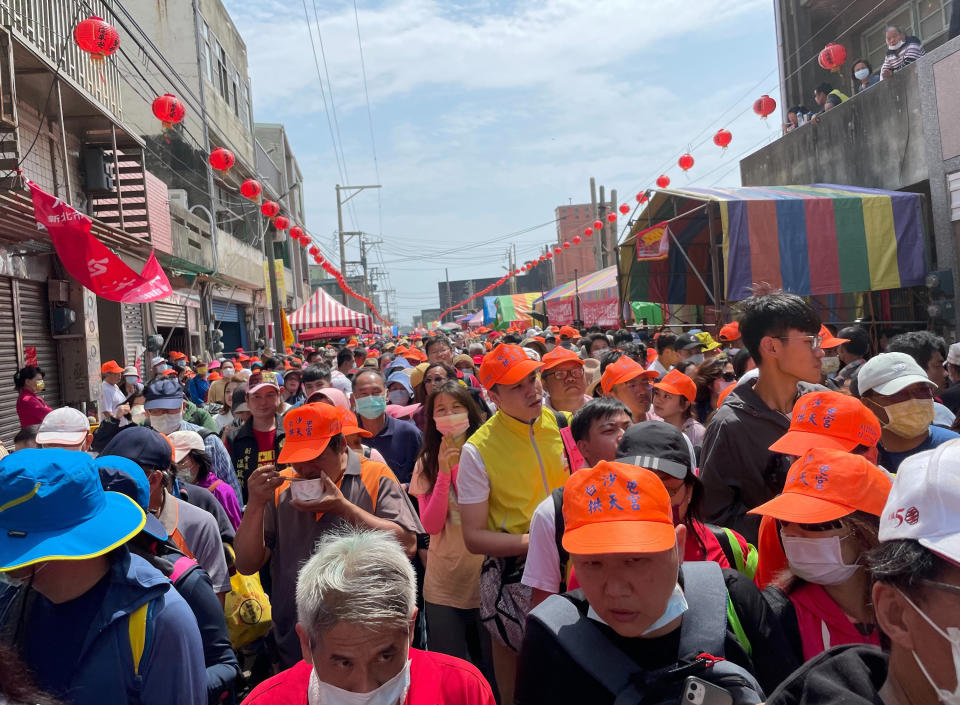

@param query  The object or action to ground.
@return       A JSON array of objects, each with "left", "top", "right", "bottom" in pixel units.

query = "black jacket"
[
  {"left": 225, "top": 416, "right": 285, "bottom": 503},
  {"left": 765, "top": 644, "right": 887, "bottom": 705},
  {"left": 699, "top": 379, "right": 824, "bottom": 543}
]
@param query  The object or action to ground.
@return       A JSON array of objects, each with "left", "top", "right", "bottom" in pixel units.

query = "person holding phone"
[{"left": 409, "top": 380, "right": 494, "bottom": 684}]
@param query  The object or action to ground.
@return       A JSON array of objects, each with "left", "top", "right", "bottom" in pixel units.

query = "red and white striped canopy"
[{"left": 289, "top": 287, "right": 376, "bottom": 332}]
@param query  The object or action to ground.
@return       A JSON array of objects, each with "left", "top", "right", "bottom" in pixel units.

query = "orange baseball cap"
[
  {"left": 749, "top": 448, "right": 892, "bottom": 523},
  {"left": 162, "top": 368, "right": 178, "bottom": 377},
  {"left": 541, "top": 346, "right": 584, "bottom": 372},
  {"left": 335, "top": 407, "right": 372, "bottom": 438},
  {"left": 562, "top": 461, "right": 676, "bottom": 555},
  {"left": 100, "top": 360, "right": 123, "bottom": 374},
  {"left": 718, "top": 321, "right": 741, "bottom": 342},
  {"left": 170, "top": 351, "right": 186, "bottom": 360},
  {"left": 600, "top": 356, "right": 658, "bottom": 394},
  {"left": 478, "top": 344, "right": 543, "bottom": 390},
  {"left": 653, "top": 368, "right": 696, "bottom": 403},
  {"left": 278, "top": 403, "right": 344, "bottom": 464},
  {"left": 769, "top": 391, "right": 881, "bottom": 456},
  {"left": 559, "top": 325, "right": 580, "bottom": 339},
  {"left": 404, "top": 348, "right": 427, "bottom": 363},
  {"left": 820, "top": 325, "right": 849, "bottom": 350}
]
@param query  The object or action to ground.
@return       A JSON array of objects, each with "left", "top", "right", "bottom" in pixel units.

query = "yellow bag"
[{"left": 224, "top": 569, "right": 272, "bottom": 648}]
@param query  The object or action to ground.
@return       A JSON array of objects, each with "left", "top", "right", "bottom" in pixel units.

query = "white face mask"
[
  {"left": 855, "top": 68, "right": 871, "bottom": 80},
  {"left": 150, "top": 411, "right": 183, "bottom": 435},
  {"left": 124, "top": 375, "right": 139, "bottom": 385},
  {"left": 821, "top": 356, "right": 840, "bottom": 376},
  {"left": 388, "top": 389, "right": 410, "bottom": 405},
  {"left": 308, "top": 658, "right": 410, "bottom": 705},
  {"left": 591, "top": 349, "right": 608, "bottom": 361},
  {"left": 889, "top": 39, "right": 905, "bottom": 50},
  {"left": 901, "top": 590, "right": 960, "bottom": 705},
  {"left": 780, "top": 530, "right": 860, "bottom": 585},
  {"left": 222, "top": 368, "right": 235, "bottom": 379}
]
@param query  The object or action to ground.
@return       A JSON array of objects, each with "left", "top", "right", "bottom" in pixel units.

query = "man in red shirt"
[
  {"left": 226, "top": 375, "right": 284, "bottom": 501},
  {"left": 241, "top": 527, "right": 495, "bottom": 705}
]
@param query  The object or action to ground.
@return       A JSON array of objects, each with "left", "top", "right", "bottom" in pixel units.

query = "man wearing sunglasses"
[
  {"left": 700, "top": 292, "right": 825, "bottom": 544},
  {"left": 854, "top": 352, "right": 960, "bottom": 473}
]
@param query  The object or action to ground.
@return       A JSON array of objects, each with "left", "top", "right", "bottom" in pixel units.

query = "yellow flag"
[{"left": 281, "top": 310, "right": 295, "bottom": 348}]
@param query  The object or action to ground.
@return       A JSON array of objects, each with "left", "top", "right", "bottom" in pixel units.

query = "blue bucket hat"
[
  {"left": 0, "top": 449, "right": 145, "bottom": 571},
  {"left": 386, "top": 371, "right": 414, "bottom": 398},
  {"left": 94, "top": 455, "right": 168, "bottom": 541}
]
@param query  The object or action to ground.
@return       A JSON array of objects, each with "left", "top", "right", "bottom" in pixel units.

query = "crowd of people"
[
  {"left": 783, "top": 24, "right": 926, "bottom": 133},
  {"left": 5, "top": 290, "right": 960, "bottom": 705}
]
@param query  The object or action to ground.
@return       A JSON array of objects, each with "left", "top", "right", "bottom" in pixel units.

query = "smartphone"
[
  {"left": 290, "top": 475, "right": 331, "bottom": 502},
  {"left": 681, "top": 676, "right": 733, "bottom": 705}
]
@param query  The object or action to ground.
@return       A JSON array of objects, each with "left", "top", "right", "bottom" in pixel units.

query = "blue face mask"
[
  {"left": 642, "top": 583, "right": 689, "bottom": 634},
  {"left": 355, "top": 395, "right": 387, "bottom": 419}
]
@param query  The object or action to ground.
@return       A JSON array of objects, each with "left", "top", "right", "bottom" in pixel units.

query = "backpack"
[{"left": 528, "top": 562, "right": 765, "bottom": 705}]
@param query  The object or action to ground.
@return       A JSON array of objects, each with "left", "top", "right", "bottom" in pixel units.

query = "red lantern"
[
  {"left": 573, "top": 236, "right": 581, "bottom": 244},
  {"left": 554, "top": 247, "right": 562, "bottom": 254},
  {"left": 656, "top": 175, "right": 670, "bottom": 189},
  {"left": 606, "top": 213, "right": 617, "bottom": 223},
  {"left": 753, "top": 94, "right": 777, "bottom": 119},
  {"left": 563, "top": 242, "right": 571, "bottom": 249},
  {"left": 151, "top": 94, "right": 185, "bottom": 130},
  {"left": 593, "top": 219, "right": 603, "bottom": 230},
  {"left": 241, "top": 179, "right": 262, "bottom": 201},
  {"left": 74, "top": 16, "right": 119, "bottom": 62},
  {"left": 636, "top": 192, "right": 648, "bottom": 204},
  {"left": 208, "top": 147, "right": 235, "bottom": 172},
  {"left": 260, "top": 200, "right": 279, "bottom": 218},
  {"left": 584, "top": 227, "right": 593, "bottom": 237},
  {"left": 678, "top": 153, "right": 694, "bottom": 171},
  {"left": 546, "top": 252, "right": 553, "bottom": 259},
  {"left": 273, "top": 215, "right": 290, "bottom": 231},
  {"left": 818, "top": 43, "right": 847, "bottom": 72},
  {"left": 713, "top": 129, "right": 732, "bottom": 149},
  {"left": 539, "top": 255, "right": 546, "bottom": 262},
  {"left": 288, "top": 225, "right": 304, "bottom": 241},
  {"left": 619, "top": 203, "right": 630, "bottom": 215}
]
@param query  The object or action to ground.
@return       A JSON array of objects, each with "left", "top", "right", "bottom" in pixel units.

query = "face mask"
[
  {"left": 821, "top": 356, "right": 840, "bottom": 376},
  {"left": 308, "top": 658, "right": 410, "bottom": 705},
  {"left": 643, "top": 583, "right": 689, "bottom": 635},
  {"left": 150, "top": 411, "right": 183, "bottom": 435},
  {"left": 34, "top": 380, "right": 45, "bottom": 392},
  {"left": 388, "top": 389, "right": 410, "bottom": 405},
  {"left": 130, "top": 404, "right": 147, "bottom": 425},
  {"left": 855, "top": 68, "right": 870, "bottom": 80},
  {"left": 124, "top": 375, "right": 139, "bottom": 385},
  {"left": 882, "top": 398, "right": 935, "bottom": 438},
  {"left": 156, "top": 364, "right": 169, "bottom": 373},
  {"left": 901, "top": 590, "right": 960, "bottom": 705},
  {"left": 355, "top": 395, "right": 387, "bottom": 420},
  {"left": 780, "top": 531, "right": 860, "bottom": 585},
  {"left": 688, "top": 353, "right": 704, "bottom": 366},
  {"left": 176, "top": 468, "right": 195, "bottom": 484},
  {"left": 176, "top": 360, "right": 186, "bottom": 368},
  {"left": 197, "top": 368, "right": 207, "bottom": 376},
  {"left": 222, "top": 368, "right": 235, "bottom": 379},
  {"left": 889, "top": 40, "right": 905, "bottom": 50},
  {"left": 435, "top": 412, "right": 470, "bottom": 438},
  {"left": 591, "top": 349, "right": 608, "bottom": 361}
]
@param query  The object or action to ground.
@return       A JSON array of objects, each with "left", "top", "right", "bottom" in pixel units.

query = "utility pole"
[
  {"left": 261, "top": 215, "right": 285, "bottom": 352},
  {"left": 445, "top": 268, "right": 452, "bottom": 319},
  {"left": 598, "top": 185, "right": 607, "bottom": 269},
  {"left": 509, "top": 244, "right": 518, "bottom": 295},
  {"left": 609, "top": 188, "right": 618, "bottom": 270},
  {"left": 590, "top": 177, "right": 601, "bottom": 271},
  {"left": 336, "top": 184, "right": 381, "bottom": 306}
]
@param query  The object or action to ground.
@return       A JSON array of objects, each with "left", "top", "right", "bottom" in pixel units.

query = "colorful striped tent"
[
  {"left": 455, "top": 310, "right": 483, "bottom": 327},
  {"left": 620, "top": 184, "right": 926, "bottom": 304},
  {"left": 534, "top": 266, "right": 620, "bottom": 327},
  {"left": 482, "top": 293, "right": 543, "bottom": 326},
  {"left": 288, "top": 287, "right": 378, "bottom": 332}
]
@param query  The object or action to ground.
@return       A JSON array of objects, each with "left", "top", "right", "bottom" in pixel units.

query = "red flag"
[{"left": 28, "top": 180, "right": 173, "bottom": 303}]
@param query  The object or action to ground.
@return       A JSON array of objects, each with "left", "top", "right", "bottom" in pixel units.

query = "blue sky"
[{"left": 224, "top": 0, "right": 783, "bottom": 325}]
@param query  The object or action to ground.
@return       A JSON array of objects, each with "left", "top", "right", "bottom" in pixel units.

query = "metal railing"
[{"left": 0, "top": 0, "right": 123, "bottom": 119}]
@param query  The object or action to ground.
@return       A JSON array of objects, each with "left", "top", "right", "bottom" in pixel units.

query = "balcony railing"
[{"left": 0, "top": 0, "right": 123, "bottom": 119}]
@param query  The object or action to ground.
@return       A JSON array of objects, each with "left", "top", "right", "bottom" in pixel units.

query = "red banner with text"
[{"left": 28, "top": 180, "right": 173, "bottom": 303}]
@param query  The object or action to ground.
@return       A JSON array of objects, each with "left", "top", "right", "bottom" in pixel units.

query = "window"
[
  {"left": 217, "top": 42, "right": 230, "bottom": 98},
  {"left": 860, "top": 0, "right": 952, "bottom": 69},
  {"left": 200, "top": 22, "right": 213, "bottom": 81},
  {"left": 232, "top": 70, "right": 240, "bottom": 116}
]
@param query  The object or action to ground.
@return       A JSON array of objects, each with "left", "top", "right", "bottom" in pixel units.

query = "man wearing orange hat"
[
  {"left": 457, "top": 344, "right": 570, "bottom": 703},
  {"left": 749, "top": 448, "right": 891, "bottom": 667},
  {"left": 818, "top": 325, "right": 850, "bottom": 380},
  {"left": 99, "top": 359, "right": 129, "bottom": 422},
  {"left": 718, "top": 321, "right": 741, "bottom": 350},
  {"left": 599, "top": 355, "right": 660, "bottom": 423},
  {"left": 541, "top": 347, "right": 590, "bottom": 413},
  {"left": 234, "top": 402, "right": 423, "bottom": 669},
  {"left": 516, "top": 461, "right": 789, "bottom": 704}
]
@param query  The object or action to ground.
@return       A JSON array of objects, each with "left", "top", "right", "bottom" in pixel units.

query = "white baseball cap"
[
  {"left": 36, "top": 407, "right": 91, "bottom": 446},
  {"left": 879, "top": 439, "right": 960, "bottom": 563},
  {"left": 151, "top": 356, "right": 166, "bottom": 368},
  {"left": 857, "top": 352, "right": 934, "bottom": 396},
  {"left": 947, "top": 342, "right": 960, "bottom": 367},
  {"left": 166, "top": 430, "right": 206, "bottom": 463}
]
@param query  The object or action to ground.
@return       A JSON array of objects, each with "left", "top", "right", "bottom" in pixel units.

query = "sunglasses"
[{"left": 722, "top": 371, "right": 737, "bottom": 382}]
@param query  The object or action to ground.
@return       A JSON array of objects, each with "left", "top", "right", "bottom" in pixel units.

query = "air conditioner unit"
[{"left": 168, "top": 189, "right": 189, "bottom": 209}]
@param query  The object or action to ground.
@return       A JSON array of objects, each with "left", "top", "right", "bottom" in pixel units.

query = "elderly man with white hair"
[{"left": 242, "top": 527, "right": 496, "bottom": 705}]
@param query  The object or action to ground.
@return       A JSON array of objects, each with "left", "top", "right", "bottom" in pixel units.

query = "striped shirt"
[{"left": 881, "top": 37, "right": 925, "bottom": 75}]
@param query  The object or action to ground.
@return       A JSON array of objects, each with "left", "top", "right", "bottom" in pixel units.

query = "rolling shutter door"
[
  {"left": 153, "top": 300, "right": 187, "bottom": 328},
  {"left": 122, "top": 303, "right": 144, "bottom": 367},
  {"left": 17, "top": 280, "right": 61, "bottom": 413},
  {"left": 0, "top": 277, "right": 17, "bottom": 449},
  {"left": 213, "top": 300, "right": 241, "bottom": 322}
]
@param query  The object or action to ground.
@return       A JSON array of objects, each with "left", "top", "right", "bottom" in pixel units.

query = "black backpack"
[{"left": 528, "top": 561, "right": 765, "bottom": 705}]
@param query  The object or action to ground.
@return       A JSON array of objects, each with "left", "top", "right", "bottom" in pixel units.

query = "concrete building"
[
  {"left": 553, "top": 202, "right": 614, "bottom": 285},
  {"left": 741, "top": 1, "right": 960, "bottom": 330}
]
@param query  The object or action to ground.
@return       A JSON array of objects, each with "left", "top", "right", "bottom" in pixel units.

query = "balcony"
[
  {"left": 168, "top": 202, "right": 214, "bottom": 274},
  {"left": 740, "top": 60, "right": 927, "bottom": 191}
]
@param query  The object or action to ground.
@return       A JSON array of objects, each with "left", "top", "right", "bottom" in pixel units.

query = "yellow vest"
[{"left": 469, "top": 407, "right": 569, "bottom": 534}]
